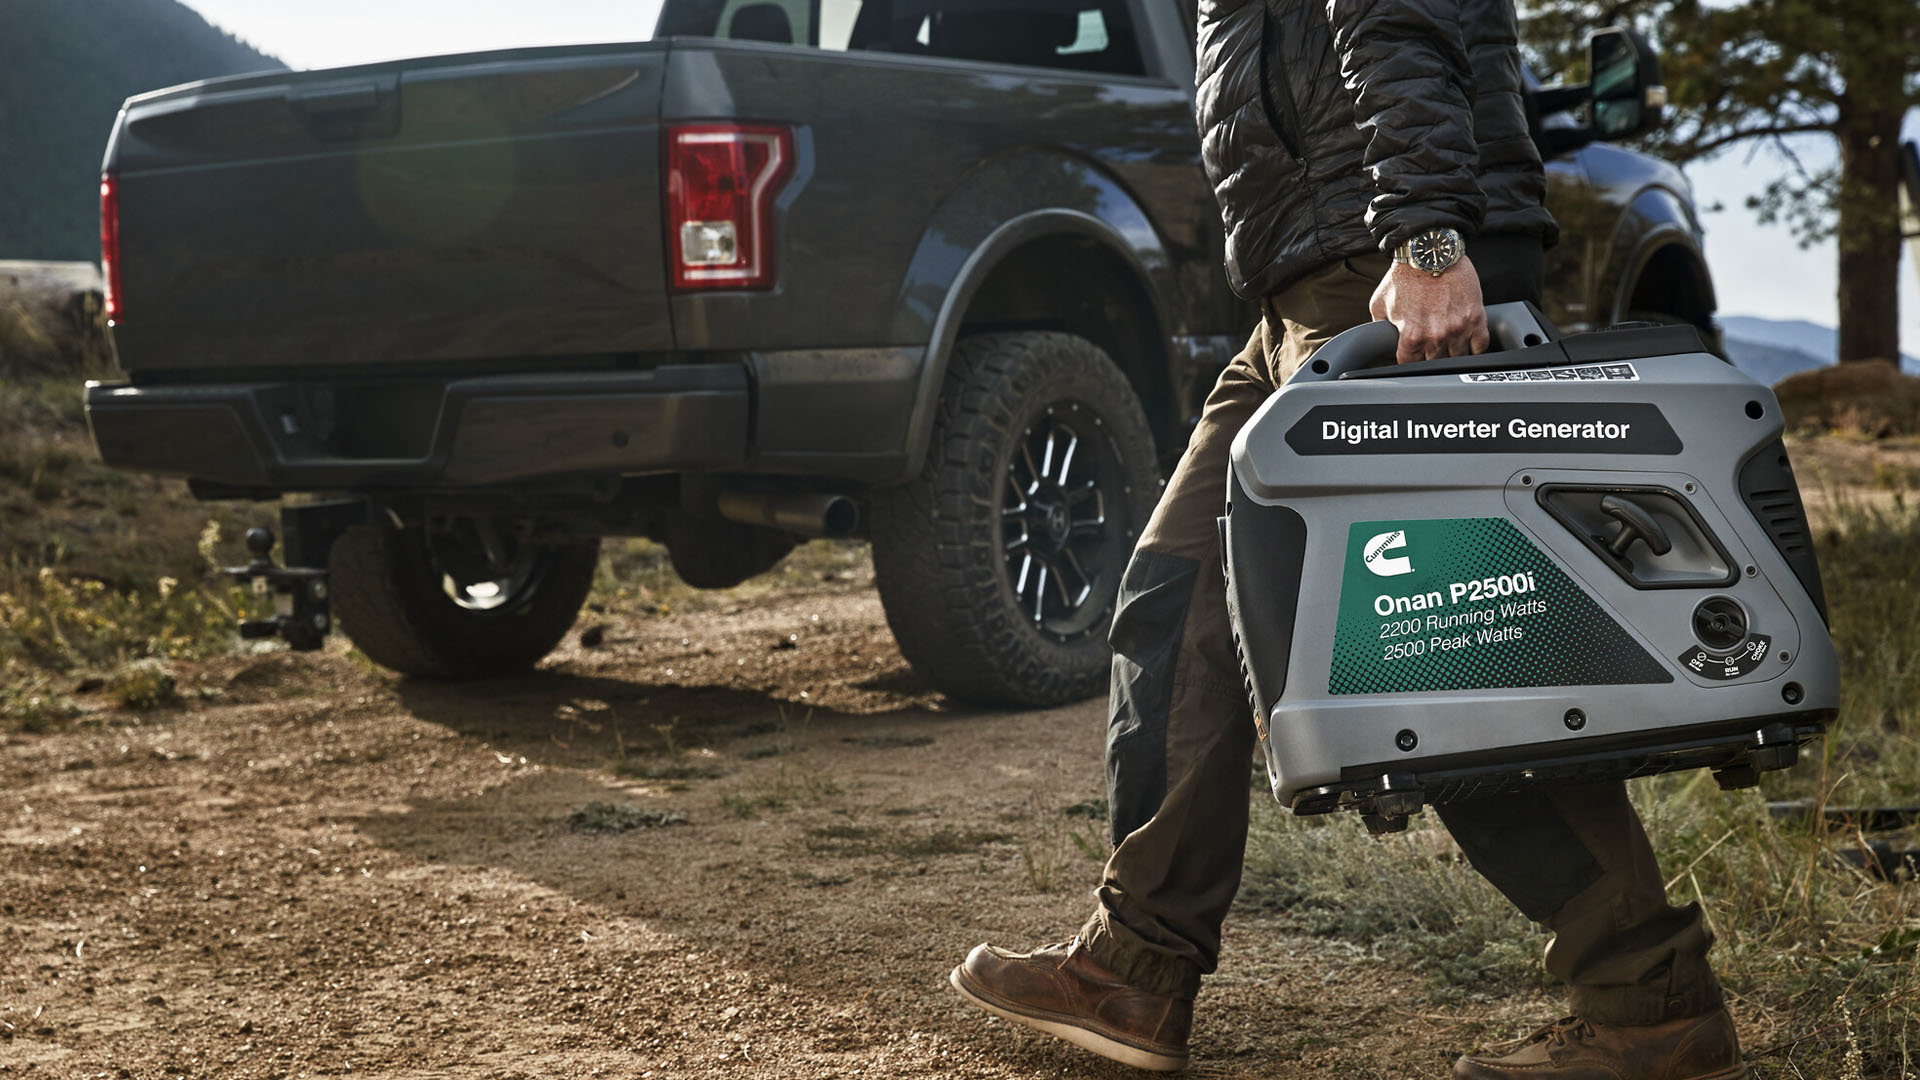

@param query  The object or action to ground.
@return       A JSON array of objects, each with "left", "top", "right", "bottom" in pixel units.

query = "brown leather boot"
[
  {"left": 1454, "top": 1008, "right": 1747, "bottom": 1080},
  {"left": 950, "top": 939, "right": 1190, "bottom": 1071}
]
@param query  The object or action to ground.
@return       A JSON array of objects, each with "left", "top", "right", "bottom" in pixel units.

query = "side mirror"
[
  {"left": 1588, "top": 27, "right": 1664, "bottom": 139},
  {"left": 1528, "top": 26, "right": 1666, "bottom": 157}
]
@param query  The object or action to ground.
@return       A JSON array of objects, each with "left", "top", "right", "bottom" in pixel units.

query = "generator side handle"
[{"left": 1289, "top": 301, "right": 1556, "bottom": 384}]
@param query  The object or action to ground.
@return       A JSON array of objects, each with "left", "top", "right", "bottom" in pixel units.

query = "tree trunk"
[{"left": 1833, "top": 98, "right": 1905, "bottom": 364}]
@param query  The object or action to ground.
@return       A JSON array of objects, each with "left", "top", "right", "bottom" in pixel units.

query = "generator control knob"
[{"left": 1692, "top": 597, "right": 1749, "bottom": 653}]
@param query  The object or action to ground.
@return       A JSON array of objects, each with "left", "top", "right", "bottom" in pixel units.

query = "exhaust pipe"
[{"left": 716, "top": 491, "right": 860, "bottom": 539}]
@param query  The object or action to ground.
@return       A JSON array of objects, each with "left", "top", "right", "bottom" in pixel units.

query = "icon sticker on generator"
[
  {"left": 1331, "top": 518, "right": 1671, "bottom": 694},
  {"left": 1461, "top": 362, "right": 1639, "bottom": 383}
]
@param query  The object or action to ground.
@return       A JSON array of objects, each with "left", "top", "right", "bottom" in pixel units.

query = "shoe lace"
[
  {"left": 1498, "top": 1016, "right": 1596, "bottom": 1053},
  {"left": 1542, "top": 1016, "right": 1597, "bottom": 1049}
]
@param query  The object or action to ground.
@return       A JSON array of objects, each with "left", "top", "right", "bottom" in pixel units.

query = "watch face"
[{"left": 1408, "top": 229, "right": 1462, "bottom": 273}]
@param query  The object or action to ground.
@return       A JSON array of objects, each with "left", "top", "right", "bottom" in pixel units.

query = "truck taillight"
[
  {"left": 100, "top": 174, "right": 123, "bottom": 325},
  {"left": 665, "top": 123, "right": 793, "bottom": 291}
]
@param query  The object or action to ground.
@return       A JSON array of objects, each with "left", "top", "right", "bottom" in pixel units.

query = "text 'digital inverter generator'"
[{"left": 1223, "top": 302, "right": 1838, "bottom": 831}]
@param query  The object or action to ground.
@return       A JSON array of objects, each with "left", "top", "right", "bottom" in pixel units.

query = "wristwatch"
[{"left": 1392, "top": 227, "right": 1465, "bottom": 277}]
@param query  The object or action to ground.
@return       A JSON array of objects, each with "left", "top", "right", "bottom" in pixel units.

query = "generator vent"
[{"left": 1737, "top": 440, "right": 1827, "bottom": 623}]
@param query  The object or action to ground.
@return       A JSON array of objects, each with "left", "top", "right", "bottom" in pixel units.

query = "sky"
[{"left": 180, "top": 0, "right": 1920, "bottom": 357}]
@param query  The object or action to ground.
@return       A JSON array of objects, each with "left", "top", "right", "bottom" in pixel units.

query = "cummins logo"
[{"left": 1364, "top": 530, "right": 1413, "bottom": 577}]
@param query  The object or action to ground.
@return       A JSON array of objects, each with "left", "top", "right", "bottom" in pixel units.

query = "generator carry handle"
[{"left": 1288, "top": 300, "right": 1558, "bottom": 385}]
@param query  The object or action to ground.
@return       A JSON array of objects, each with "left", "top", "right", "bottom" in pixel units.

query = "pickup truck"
[{"left": 86, "top": 0, "right": 1716, "bottom": 706}]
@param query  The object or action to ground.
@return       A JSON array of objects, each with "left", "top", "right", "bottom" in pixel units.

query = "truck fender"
[
  {"left": 1604, "top": 186, "right": 1719, "bottom": 329},
  {"left": 891, "top": 153, "right": 1179, "bottom": 482}
]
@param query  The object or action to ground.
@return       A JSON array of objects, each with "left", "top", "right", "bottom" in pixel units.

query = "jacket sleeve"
[{"left": 1324, "top": 0, "right": 1487, "bottom": 251}]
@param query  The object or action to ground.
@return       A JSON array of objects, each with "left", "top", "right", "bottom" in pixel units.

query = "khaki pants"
[{"left": 1080, "top": 240, "right": 1724, "bottom": 1026}]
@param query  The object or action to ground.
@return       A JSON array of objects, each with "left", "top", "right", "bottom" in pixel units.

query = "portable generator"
[{"left": 1223, "top": 302, "right": 1838, "bottom": 831}]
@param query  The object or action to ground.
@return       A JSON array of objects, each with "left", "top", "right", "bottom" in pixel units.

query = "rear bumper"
[
  {"left": 86, "top": 365, "right": 751, "bottom": 491},
  {"left": 87, "top": 345, "right": 927, "bottom": 491}
]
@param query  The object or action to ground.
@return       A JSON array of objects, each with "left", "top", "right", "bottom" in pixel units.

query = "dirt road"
[{"left": 1, "top": 573, "right": 1548, "bottom": 1078}]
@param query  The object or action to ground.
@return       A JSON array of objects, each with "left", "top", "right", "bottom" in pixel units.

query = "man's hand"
[{"left": 1369, "top": 256, "right": 1490, "bottom": 365}]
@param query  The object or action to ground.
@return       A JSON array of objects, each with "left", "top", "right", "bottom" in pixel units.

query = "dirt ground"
[{"left": 7, "top": 569, "right": 1579, "bottom": 1079}]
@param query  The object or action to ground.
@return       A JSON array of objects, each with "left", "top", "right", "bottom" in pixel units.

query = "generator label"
[
  {"left": 1459, "top": 362, "right": 1640, "bottom": 383},
  {"left": 1286, "top": 403, "right": 1681, "bottom": 456},
  {"left": 1677, "top": 636, "right": 1772, "bottom": 681},
  {"left": 1330, "top": 517, "right": 1672, "bottom": 695}
]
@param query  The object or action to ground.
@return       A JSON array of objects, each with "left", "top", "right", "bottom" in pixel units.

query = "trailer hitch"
[
  {"left": 225, "top": 527, "right": 332, "bottom": 650},
  {"left": 220, "top": 500, "right": 368, "bottom": 651}
]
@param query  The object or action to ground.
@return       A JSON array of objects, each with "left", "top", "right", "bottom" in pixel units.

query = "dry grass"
[
  {"left": 718, "top": 762, "right": 845, "bottom": 819},
  {"left": 0, "top": 327, "right": 261, "bottom": 728},
  {"left": 566, "top": 802, "right": 689, "bottom": 832},
  {"left": 0, "top": 375, "right": 261, "bottom": 589},
  {"left": 0, "top": 375, "right": 258, "bottom": 710},
  {"left": 1015, "top": 799, "right": 1107, "bottom": 893}
]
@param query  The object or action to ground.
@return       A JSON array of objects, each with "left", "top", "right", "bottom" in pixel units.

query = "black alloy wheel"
[{"left": 1001, "top": 401, "right": 1130, "bottom": 643}]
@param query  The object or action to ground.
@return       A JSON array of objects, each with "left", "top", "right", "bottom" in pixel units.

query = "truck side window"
[
  {"left": 715, "top": 0, "right": 809, "bottom": 44},
  {"left": 663, "top": 0, "right": 1143, "bottom": 76},
  {"left": 906, "top": 1, "right": 1143, "bottom": 75},
  {"left": 1056, "top": 10, "right": 1111, "bottom": 55},
  {"left": 819, "top": 0, "right": 864, "bottom": 49}
]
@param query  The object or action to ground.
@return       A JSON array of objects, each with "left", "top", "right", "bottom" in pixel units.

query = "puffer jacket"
[{"left": 1197, "top": 0, "right": 1558, "bottom": 299}]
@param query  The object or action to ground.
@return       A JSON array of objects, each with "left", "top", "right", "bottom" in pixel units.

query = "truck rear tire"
[
  {"left": 871, "top": 331, "right": 1159, "bottom": 706},
  {"left": 331, "top": 522, "right": 599, "bottom": 679}
]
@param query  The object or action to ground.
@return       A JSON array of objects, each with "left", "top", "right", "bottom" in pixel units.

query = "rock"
[{"left": 0, "top": 261, "right": 113, "bottom": 378}]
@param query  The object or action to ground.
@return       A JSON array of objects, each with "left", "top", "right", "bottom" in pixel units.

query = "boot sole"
[{"left": 948, "top": 965, "right": 1188, "bottom": 1072}]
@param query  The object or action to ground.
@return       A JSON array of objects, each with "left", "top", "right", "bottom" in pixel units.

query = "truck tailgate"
[{"left": 107, "top": 45, "right": 672, "bottom": 377}]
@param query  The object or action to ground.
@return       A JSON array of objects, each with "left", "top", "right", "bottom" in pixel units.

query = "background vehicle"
[{"left": 86, "top": 2, "right": 1709, "bottom": 704}]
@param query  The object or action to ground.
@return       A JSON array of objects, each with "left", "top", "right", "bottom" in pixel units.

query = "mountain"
[
  {"left": 1721, "top": 335, "right": 1831, "bottom": 387},
  {"left": 0, "top": 0, "right": 283, "bottom": 262},
  {"left": 1719, "top": 315, "right": 1919, "bottom": 384}
]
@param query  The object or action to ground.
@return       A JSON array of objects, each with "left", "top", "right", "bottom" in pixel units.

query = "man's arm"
[{"left": 1326, "top": 0, "right": 1490, "bottom": 363}]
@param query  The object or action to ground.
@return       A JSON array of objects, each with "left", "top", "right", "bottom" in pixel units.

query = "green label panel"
[{"left": 1330, "top": 517, "right": 1671, "bottom": 695}]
